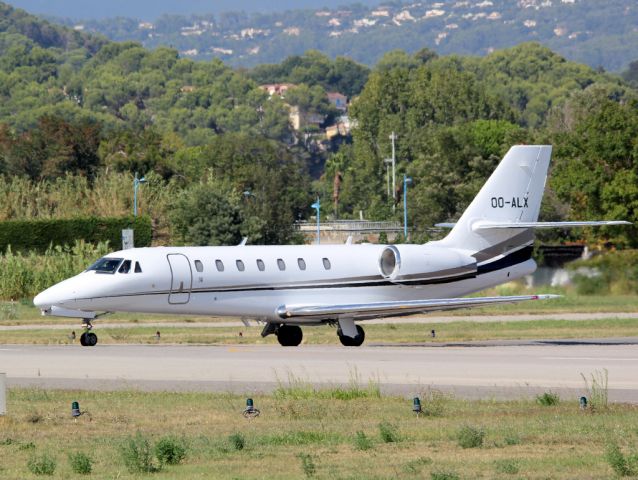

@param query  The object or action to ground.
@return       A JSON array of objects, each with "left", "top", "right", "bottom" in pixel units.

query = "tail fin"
[{"left": 438, "top": 145, "right": 552, "bottom": 257}]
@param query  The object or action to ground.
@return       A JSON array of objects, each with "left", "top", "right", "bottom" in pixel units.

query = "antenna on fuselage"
[{"left": 238, "top": 237, "right": 248, "bottom": 246}]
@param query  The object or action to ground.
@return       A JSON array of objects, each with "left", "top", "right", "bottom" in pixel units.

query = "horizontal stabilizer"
[
  {"left": 277, "top": 294, "right": 560, "bottom": 320},
  {"left": 472, "top": 220, "right": 631, "bottom": 231}
]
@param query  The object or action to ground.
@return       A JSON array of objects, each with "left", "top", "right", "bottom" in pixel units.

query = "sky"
[{"left": 8, "top": 0, "right": 383, "bottom": 20}]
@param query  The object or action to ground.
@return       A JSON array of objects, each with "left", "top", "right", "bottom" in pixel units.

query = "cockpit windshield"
[{"left": 86, "top": 257, "right": 123, "bottom": 274}]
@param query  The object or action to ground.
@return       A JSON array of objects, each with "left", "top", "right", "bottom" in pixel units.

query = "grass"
[
  {"left": 1, "top": 315, "right": 637, "bottom": 346},
  {"left": 2, "top": 388, "right": 638, "bottom": 478}
]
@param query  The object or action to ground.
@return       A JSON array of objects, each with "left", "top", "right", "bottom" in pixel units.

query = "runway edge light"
[
  {"left": 413, "top": 397, "right": 422, "bottom": 416},
  {"left": 242, "top": 398, "right": 260, "bottom": 419},
  {"left": 71, "top": 401, "right": 81, "bottom": 418},
  {"left": 579, "top": 396, "right": 588, "bottom": 410}
]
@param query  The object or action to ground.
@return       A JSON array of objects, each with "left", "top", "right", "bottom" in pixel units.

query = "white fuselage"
[{"left": 34, "top": 242, "right": 536, "bottom": 324}]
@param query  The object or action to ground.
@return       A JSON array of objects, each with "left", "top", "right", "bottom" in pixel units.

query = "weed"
[
  {"left": 605, "top": 442, "right": 633, "bottom": 476},
  {"left": 503, "top": 433, "right": 521, "bottom": 446},
  {"left": 430, "top": 470, "right": 460, "bottom": 480},
  {"left": 354, "top": 431, "right": 373, "bottom": 451},
  {"left": 68, "top": 452, "right": 92, "bottom": 475},
  {"left": 155, "top": 436, "right": 187, "bottom": 465},
  {"left": 297, "top": 453, "right": 316, "bottom": 477},
  {"left": 582, "top": 369, "right": 609, "bottom": 410},
  {"left": 495, "top": 459, "right": 520, "bottom": 474},
  {"left": 228, "top": 432, "right": 245, "bottom": 451},
  {"left": 273, "top": 371, "right": 381, "bottom": 400},
  {"left": 456, "top": 425, "right": 484, "bottom": 449},
  {"left": 378, "top": 421, "right": 400, "bottom": 443},
  {"left": 419, "top": 389, "right": 450, "bottom": 417},
  {"left": 19, "top": 441, "right": 36, "bottom": 450},
  {"left": 403, "top": 456, "right": 433, "bottom": 473},
  {"left": 27, "top": 453, "right": 56, "bottom": 476},
  {"left": 0, "top": 301, "right": 17, "bottom": 320},
  {"left": 536, "top": 391, "right": 560, "bottom": 406},
  {"left": 0, "top": 438, "right": 14, "bottom": 446},
  {"left": 119, "top": 431, "right": 160, "bottom": 473},
  {"left": 26, "top": 412, "right": 43, "bottom": 423}
]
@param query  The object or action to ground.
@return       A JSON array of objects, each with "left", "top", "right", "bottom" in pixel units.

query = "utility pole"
[
  {"left": 389, "top": 131, "right": 397, "bottom": 211},
  {"left": 403, "top": 174, "right": 412, "bottom": 240}
]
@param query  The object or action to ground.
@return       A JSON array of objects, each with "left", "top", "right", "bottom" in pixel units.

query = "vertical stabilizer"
[{"left": 438, "top": 145, "right": 552, "bottom": 257}]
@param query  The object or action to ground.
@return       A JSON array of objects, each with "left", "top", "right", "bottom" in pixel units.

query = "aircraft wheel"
[
  {"left": 277, "top": 325, "right": 303, "bottom": 347},
  {"left": 87, "top": 332, "right": 98, "bottom": 346},
  {"left": 338, "top": 325, "right": 365, "bottom": 347},
  {"left": 80, "top": 333, "right": 88, "bottom": 347}
]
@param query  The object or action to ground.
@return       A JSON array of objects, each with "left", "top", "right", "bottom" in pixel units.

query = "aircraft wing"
[{"left": 276, "top": 294, "right": 560, "bottom": 320}]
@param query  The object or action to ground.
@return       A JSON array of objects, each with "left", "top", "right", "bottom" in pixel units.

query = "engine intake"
[{"left": 378, "top": 245, "right": 476, "bottom": 282}]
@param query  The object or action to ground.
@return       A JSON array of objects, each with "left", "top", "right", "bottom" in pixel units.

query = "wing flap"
[{"left": 277, "top": 294, "right": 560, "bottom": 320}]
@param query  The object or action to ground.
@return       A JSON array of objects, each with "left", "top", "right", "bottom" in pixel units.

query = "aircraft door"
[{"left": 167, "top": 254, "right": 192, "bottom": 304}]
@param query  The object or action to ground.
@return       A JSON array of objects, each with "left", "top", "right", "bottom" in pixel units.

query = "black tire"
[
  {"left": 277, "top": 325, "right": 303, "bottom": 347},
  {"left": 87, "top": 332, "right": 98, "bottom": 346},
  {"left": 338, "top": 325, "right": 365, "bottom": 347},
  {"left": 80, "top": 332, "right": 88, "bottom": 347}
]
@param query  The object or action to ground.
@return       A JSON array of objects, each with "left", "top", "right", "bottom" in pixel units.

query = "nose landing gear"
[{"left": 79, "top": 319, "right": 98, "bottom": 347}]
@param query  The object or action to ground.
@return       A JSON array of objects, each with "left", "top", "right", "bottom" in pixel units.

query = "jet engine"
[{"left": 378, "top": 245, "right": 477, "bottom": 283}]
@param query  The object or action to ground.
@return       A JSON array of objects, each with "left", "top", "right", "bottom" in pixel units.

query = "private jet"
[{"left": 33, "top": 145, "right": 628, "bottom": 347}]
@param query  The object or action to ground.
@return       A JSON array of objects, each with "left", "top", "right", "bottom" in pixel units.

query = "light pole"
[
  {"left": 133, "top": 172, "right": 147, "bottom": 217},
  {"left": 384, "top": 158, "right": 392, "bottom": 198},
  {"left": 389, "top": 131, "right": 397, "bottom": 209},
  {"left": 403, "top": 174, "right": 412, "bottom": 240},
  {"left": 311, "top": 198, "right": 321, "bottom": 245}
]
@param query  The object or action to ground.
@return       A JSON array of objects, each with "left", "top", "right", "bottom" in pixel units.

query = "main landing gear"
[
  {"left": 79, "top": 319, "right": 98, "bottom": 347},
  {"left": 338, "top": 325, "right": 365, "bottom": 347},
  {"left": 261, "top": 322, "right": 366, "bottom": 347}
]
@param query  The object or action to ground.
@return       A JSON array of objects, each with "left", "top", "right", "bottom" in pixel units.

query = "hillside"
[
  {"left": 1, "top": 1, "right": 637, "bottom": 248},
  {"left": 47, "top": 0, "right": 638, "bottom": 72}
]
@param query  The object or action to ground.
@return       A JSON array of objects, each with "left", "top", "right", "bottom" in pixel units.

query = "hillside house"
[{"left": 327, "top": 92, "right": 348, "bottom": 111}]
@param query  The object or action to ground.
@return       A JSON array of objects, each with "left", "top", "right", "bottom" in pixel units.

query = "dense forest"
[
  {"left": 47, "top": 0, "right": 638, "bottom": 72},
  {"left": 1, "top": 1, "right": 638, "bottom": 248}
]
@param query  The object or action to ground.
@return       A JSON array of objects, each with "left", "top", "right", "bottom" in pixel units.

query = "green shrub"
[
  {"left": 456, "top": 425, "right": 484, "bottom": 449},
  {"left": 569, "top": 250, "right": 638, "bottom": 295},
  {"left": 504, "top": 433, "right": 521, "bottom": 446},
  {"left": 119, "top": 431, "right": 159, "bottom": 473},
  {"left": 495, "top": 459, "right": 520, "bottom": 474},
  {"left": 354, "top": 431, "right": 373, "bottom": 451},
  {"left": 154, "top": 436, "right": 187, "bottom": 465},
  {"left": 0, "top": 240, "right": 111, "bottom": 300},
  {"left": 430, "top": 470, "right": 460, "bottom": 480},
  {"left": 228, "top": 432, "right": 245, "bottom": 451},
  {"left": 536, "top": 391, "right": 560, "bottom": 406},
  {"left": 27, "top": 453, "right": 56, "bottom": 476},
  {"left": 0, "top": 216, "right": 152, "bottom": 253},
  {"left": 378, "top": 422, "right": 400, "bottom": 443},
  {"left": 297, "top": 453, "right": 316, "bottom": 477},
  {"left": 68, "top": 451, "right": 92, "bottom": 475},
  {"left": 605, "top": 442, "right": 633, "bottom": 476}
]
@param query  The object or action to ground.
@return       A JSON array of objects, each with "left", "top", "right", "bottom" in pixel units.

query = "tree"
[{"left": 169, "top": 182, "right": 243, "bottom": 246}]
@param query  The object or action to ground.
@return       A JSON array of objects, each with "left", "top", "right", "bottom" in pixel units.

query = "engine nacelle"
[{"left": 378, "top": 245, "right": 477, "bottom": 283}]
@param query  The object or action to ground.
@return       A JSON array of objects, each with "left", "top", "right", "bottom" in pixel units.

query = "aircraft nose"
[{"left": 33, "top": 284, "right": 74, "bottom": 309}]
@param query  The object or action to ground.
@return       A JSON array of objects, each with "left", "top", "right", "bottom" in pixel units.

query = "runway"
[{"left": 2, "top": 341, "right": 638, "bottom": 402}]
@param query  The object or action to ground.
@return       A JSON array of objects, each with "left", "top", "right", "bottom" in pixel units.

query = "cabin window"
[
  {"left": 277, "top": 258, "right": 286, "bottom": 271},
  {"left": 118, "top": 260, "right": 132, "bottom": 274},
  {"left": 256, "top": 259, "right": 265, "bottom": 271},
  {"left": 194, "top": 260, "right": 204, "bottom": 272},
  {"left": 134, "top": 262, "right": 142, "bottom": 273},
  {"left": 297, "top": 258, "right": 306, "bottom": 270},
  {"left": 215, "top": 259, "right": 225, "bottom": 272},
  {"left": 322, "top": 258, "right": 331, "bottom": 270},
  {"left": 236, "top": 260, "right": 245, "bottom": 272},
  {"left": 87, "top": 257, "right": 123, "bottom": 274}
]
